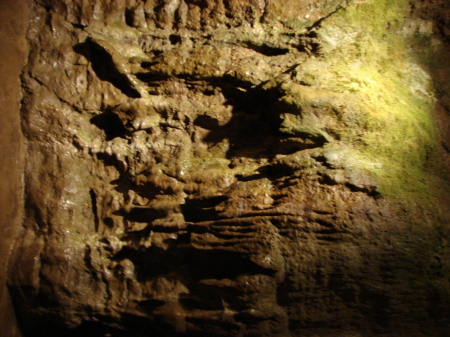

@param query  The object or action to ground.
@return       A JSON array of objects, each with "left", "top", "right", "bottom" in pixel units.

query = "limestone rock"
[{"left": 6, "top": 0, "right": 450, "bottom": 336}]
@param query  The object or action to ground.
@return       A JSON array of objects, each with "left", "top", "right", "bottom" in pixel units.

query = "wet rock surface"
[{"left": 6, "top": 0, "right": 450, "bottom": 336}]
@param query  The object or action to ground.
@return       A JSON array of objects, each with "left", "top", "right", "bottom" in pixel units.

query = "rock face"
[
  {"left": 7, "top": 0, "right": 450, "bottom": 336},
  {"left": 0, "top": 0, "right": 28, "bottom": 336}
]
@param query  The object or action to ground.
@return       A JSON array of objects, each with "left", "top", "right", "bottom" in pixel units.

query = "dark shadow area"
[
  {"left": 113, "top": 245, "right": 273, "bottom": 283},
  {"left": 243, "top": 42, "right": 290, "bottom": 56},
  {"left": 89, "top": 189, "right": 99, "bottom": 231},
  {"left": 95, "top": 152, "right": 127, "bottom": 173},
  {"left": 73, "top": 41, "right": 141, "bottom": 98},
  {"left": 426, "top": 37, "right": 450, "bottom": 183},
  {"left": 412, "top": 9, "right": 450, "bottom": 330},
  {"left": 90, "top": 110, "right": 126, "bottom": 140},
  {"left": 192, "top": 82, "right": 326, "bottom": 160},
  {"left": 16, "top": 315, "right": 167, "bottom": 337},
  {"left": 181, "top": 195, "right": 228, "bottom": 222},
  {"left": 180, "top": 279, "right": 253, "bottom": 312}
]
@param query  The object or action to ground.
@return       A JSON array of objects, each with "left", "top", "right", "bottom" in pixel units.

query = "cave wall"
[
  {"left": 0, "top": 0, "right": 28, "bottom": 336},
  {"left": 5, "top": 0, "right": 450, "bottom": 336}
]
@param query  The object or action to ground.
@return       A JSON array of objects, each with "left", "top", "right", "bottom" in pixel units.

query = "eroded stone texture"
[{"left": 7, "top": 0, "right": 450, "bottom": 336}]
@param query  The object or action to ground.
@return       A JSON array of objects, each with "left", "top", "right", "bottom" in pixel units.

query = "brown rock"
[
  {"left": 0, "top": 0, "right": 28, "bottom": 336},
  {"left": 5, "top": 0, "right": 450, "bottom": 336}
]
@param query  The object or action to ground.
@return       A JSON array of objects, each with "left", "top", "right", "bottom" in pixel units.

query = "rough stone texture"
[
  {"left": 0, "top": 0, "right": 28, "bottom": 336},
  {"left": 6, "top": 0, "right": 450, "bottom": 336}
]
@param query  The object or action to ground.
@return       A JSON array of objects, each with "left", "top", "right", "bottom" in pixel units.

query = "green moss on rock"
[{"left": 311, "top": 0, "right": 444, "bottom": 199}]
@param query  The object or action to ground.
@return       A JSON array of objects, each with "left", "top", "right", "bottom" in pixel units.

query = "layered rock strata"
[{"left": 7, "top": 0, "right": 450, "bottom": 336}]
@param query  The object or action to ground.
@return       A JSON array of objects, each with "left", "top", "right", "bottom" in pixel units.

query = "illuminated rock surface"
[{"left": 5, "top": 0, "right": 450, "bottom": 336}]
